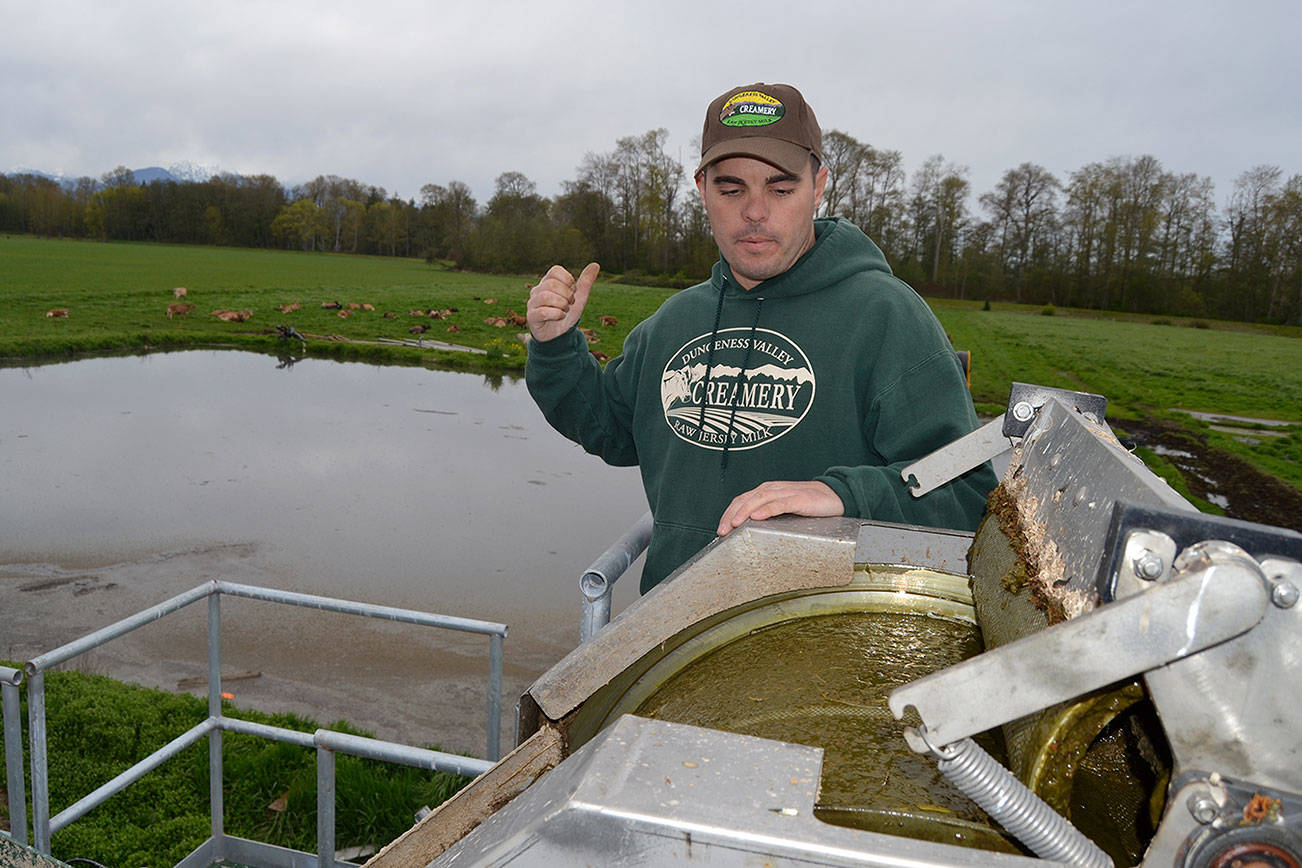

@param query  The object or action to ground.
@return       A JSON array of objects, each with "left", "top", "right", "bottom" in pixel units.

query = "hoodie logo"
[{"left": 661, "top": 327, "right": 814, "bottom": 451}]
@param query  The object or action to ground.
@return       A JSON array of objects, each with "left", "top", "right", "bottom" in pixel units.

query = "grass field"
[
  {"left": 0, "top": 235, "right": 669, "bottom": 368},
  {"left": 4, "top": 234, "right": 1300, "bottom": 492},
  {"left": 0, "top": 668, "right": 469, "bottom": 865}
]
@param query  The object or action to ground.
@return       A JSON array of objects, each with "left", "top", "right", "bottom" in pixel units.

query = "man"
[{"left": 526, "top": 83, "right": 996, "bottom": 593}]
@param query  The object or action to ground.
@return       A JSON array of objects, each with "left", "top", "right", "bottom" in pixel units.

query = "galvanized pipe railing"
[
  {"left": 2, "top": 663, "right": 26, "bottom": 845},
  {"left": 20, "top": 579, "right": 508, "bottom": 857},
  {"left": 314, "top": 729, "right": 494, "bottom": 868},
  {"left": 579, "top": 511, "right": 653, "bottom": 643}
]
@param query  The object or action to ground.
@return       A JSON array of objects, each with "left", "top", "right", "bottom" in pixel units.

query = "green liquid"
[{"left": 636, "top": 611, "right": 1017, "bottom": 850}]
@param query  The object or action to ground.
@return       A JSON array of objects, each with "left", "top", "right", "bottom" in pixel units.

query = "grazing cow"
[
  {"left": 510, "top": 315, "right": 528, "bottom": 327},
  {"left": 167, "top": 303, "right": 196, "bottom": 319},
  {"left": 211, "top": 309, "right": 252, "bottom": 323},
  {"left": 322, "top": 301, "right": 343, "bottom": 309},
  {"left": 46, "top": 308, "right": 69, "bottom": 318},
  {"left": 446, "top": 324, "right": 460, "bottom": 333},
  {"left": 483, "top": 298, "right": 497, "bottom": 305},
  {"left": 347, "top": 303, "right": 361, "bottom": 310},
  {"left": 278, "top": 302, "right": 301, "bottom": 313},
  {"left": 382, "top": 311, "right": 396, "bottom": 318},
  {"left": 580, "top": 328, "right": 599, "bottom": 343},
  {"left": 599, "top": 315, "right": 618, "bottom": 326},
  {"left": 591, "top": 350, "right": 611, "bottom": 362},
  {"left": 337, "top": 309, "right": 351, "bottom": 318},
  {"left": 361, "top": 303, "right": 375, "bottom": 311},
  {"left": 173, "top": 287, "right": 188, "bottom": 299},
  {"left": 410, "top": 324, "right": 429, "bottom": 334},
  {"left": 484, "top": 317, "right": 509, "bottom": 327}
]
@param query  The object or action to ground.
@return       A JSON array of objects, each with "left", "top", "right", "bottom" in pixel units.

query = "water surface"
[{"left": 0, "top": 350, "right": 648, "bottom": 750}]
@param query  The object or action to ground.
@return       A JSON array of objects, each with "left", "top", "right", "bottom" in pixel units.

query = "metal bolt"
[
  {"left": 1272, "top": 581, "right": 1299, "bottom": 609},
  {"left": 1188, "top": 795, "right": 1219, "bottom": 825},
  {"left": 1133, "top": 551, "right": 1165, "bottom": 581},
  {"left": 1012, "top": 401, "right": 1035, "bottom": 423}
]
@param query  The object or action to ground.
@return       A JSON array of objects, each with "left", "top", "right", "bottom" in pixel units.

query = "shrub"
[{"left": 1040, "top": 304, "right": 1056, "bottom": 316}]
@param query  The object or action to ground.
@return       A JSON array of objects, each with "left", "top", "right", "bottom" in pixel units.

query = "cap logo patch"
[{"left": 720, "top": 91, "right": 785, "bottom": 128}]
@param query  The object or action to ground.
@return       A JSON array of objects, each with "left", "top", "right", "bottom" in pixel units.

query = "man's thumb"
[{"left": 573, "top": 262, "right": 600, "bottom": 312}]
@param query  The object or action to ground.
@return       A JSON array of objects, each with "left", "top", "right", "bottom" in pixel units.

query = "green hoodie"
[{"left": 527, "top": 217, "right": 996, "bottom": 592}]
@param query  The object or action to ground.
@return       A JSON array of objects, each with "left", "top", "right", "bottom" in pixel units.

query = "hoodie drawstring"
[
  {"left": 696, "top": 281, "right": 765, "bottom": 476},
  {"left": 719, "top": 296, "right": 763, "bottom": 474},
  {"left": 695, "top": 284, "right": 729, "bottom": 433}
]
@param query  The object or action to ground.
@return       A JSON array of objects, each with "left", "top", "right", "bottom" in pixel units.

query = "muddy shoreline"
[{"left": 1, "top": 543, "right": 572, "bottom": 759}]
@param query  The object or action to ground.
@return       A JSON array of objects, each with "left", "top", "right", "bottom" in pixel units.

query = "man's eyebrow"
[{"left": 710, "top": 172, "right": 803, "bottom": 186}]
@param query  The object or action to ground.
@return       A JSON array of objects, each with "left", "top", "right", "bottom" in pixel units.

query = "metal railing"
[
  {"left": 579, "top": 511, "right": 653, "bottom": 643},
  {"left": 11, "top": 580, "right": 506, "bottom": 865},
  {"left": 3, "top": 664, "right": 27, "bottom": 846}
]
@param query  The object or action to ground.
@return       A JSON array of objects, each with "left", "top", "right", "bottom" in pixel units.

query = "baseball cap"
[{"left": 696, "top": 83, "right": 822, "bottom": 177}]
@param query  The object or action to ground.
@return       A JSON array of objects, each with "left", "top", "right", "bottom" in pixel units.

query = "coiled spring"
[{"left": 927, "top": 731, "right": 1113, "bottom": 868}]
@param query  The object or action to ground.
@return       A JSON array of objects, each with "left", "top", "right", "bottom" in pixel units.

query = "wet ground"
[{"left": 1115, "top": 416, "right": 1302, "bottom": 533}]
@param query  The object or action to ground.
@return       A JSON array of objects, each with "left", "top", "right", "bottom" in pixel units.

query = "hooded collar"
[{"left": 709, "top": 217, "right": 892, "bottom": 300}]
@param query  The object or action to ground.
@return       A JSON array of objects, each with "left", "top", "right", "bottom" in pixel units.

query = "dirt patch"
[{"left": 1116, "top": 417, "right": 1302, "bottom": 533}]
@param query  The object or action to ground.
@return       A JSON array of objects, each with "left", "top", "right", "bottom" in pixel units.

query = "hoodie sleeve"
[
  {"left": 525, "top": 327, "right": 640, "bottom": 467},
  {"left": 815, "top": 348, "right": 996, "bottom": 533}
]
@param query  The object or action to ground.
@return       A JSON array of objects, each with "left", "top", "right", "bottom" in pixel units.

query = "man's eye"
[{"left": 774, "top": 188, "right": 794, "bottom": 196}]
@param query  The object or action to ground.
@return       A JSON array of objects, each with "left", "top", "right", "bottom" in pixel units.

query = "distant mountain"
[
  {"left": 130, "top": 166, "right": 176, "bottom": 184},
  {"left": 3, "top": 162, "right": 221, "bottom": 188}
]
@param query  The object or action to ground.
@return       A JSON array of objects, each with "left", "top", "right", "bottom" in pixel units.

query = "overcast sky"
[{"left": 4, "top": 1, "right": 1298, "bottom": 210}]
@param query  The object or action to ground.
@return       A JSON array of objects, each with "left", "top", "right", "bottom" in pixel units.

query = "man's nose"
[{"left": 741, "top": 195, "right": 768, "bottom": 223}]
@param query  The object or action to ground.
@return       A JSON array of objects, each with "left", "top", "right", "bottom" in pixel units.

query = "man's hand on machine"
[
  {"left": 716, "top": 480, "right": 844, "bottom": 537},
  {"left": 527, "top": 262, "right": 600, "bottom": 343}
]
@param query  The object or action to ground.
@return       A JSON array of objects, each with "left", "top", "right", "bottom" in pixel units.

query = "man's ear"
[
  {"left": 695, "top": 168, "right": 708, "bottom": 199},
  {"left": 813, "top": 165, "right": 829, "bottom": 210}
]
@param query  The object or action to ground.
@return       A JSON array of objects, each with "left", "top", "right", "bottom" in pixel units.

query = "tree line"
[{"left": 2, "top": 130, "right": 1298, "bottom": 324}]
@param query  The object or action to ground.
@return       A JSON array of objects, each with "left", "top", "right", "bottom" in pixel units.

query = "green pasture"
[
  {"left": 3, "top": 235, "right": 1299, "bottom": 492},
  {"left": 0, "top": 235, "right": 667, "bottom": 367},
  {"left": 0, "top": 668, "right": 469, "bottom": 866}
]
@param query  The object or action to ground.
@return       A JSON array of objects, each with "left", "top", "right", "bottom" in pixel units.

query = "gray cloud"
[{"left": 4, "top": 0, "right": 1298, "bottom": 206}]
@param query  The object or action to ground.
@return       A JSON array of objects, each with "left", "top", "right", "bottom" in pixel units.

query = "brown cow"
[
  {"left": 167, "top": 303, "right": 196, "bottom": 319},
  {"left": 173, "top": 287, "right": 188, "bottom": 299},
  {"left": 45, "top": 308, "right": 69, "bottom": 318},
  {"left": 599, "top": 315, "right": 618, "bottom": 326},
  {"left": 211, "top": 309, "right": 253, "bottom": 323}
]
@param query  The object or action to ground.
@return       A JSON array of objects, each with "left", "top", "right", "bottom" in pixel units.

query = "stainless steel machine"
[{"left": 369, "top": 385, "right": 1301, "bottom": 868}]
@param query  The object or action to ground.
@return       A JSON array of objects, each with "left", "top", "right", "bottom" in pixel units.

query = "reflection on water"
[{"left": 0, "top": 350, "right": 647, "bottom": 657}]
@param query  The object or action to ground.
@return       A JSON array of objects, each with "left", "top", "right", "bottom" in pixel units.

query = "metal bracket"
[
  {"left": 888, "top": 544, "right": 1270, "bottom": 749},
  {"left": 901, "top": 413, "right": 1011, "bottom": 497},
  {"left": 1002, "top": 382, "right": 1107, "bottom": 438},
  {"left": 1096, "top": 501, "right": 1302, "bottom": 602},
  {"left": 901, "top": 382, "right": 1108, "bottom": 498}
]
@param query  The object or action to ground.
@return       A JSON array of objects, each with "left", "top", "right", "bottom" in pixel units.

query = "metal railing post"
[
  {"left": 2, "top": 665, "right": 27, "bottom": 845},
  {"left": 13, "top": 579, "right": 508, "bottom": 860},
  {"left": 486, "top": 633, "right": 503, "bottom": 762},
  {"left": 580, "top": 511, "right": 653, "bottom": 643},
  {"left": 26, "top": 670, "right": 50, "bottom": 853},
  {"left": 317, "top": 744, "right": 336, "bottom": 868},
  {"left": 208, "top": 589, "right": 225, "bottom": 858}
]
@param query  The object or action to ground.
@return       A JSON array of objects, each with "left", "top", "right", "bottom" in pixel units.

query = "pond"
[{"left": 0, "top": 350, "right": 648, "bottom": 754}]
